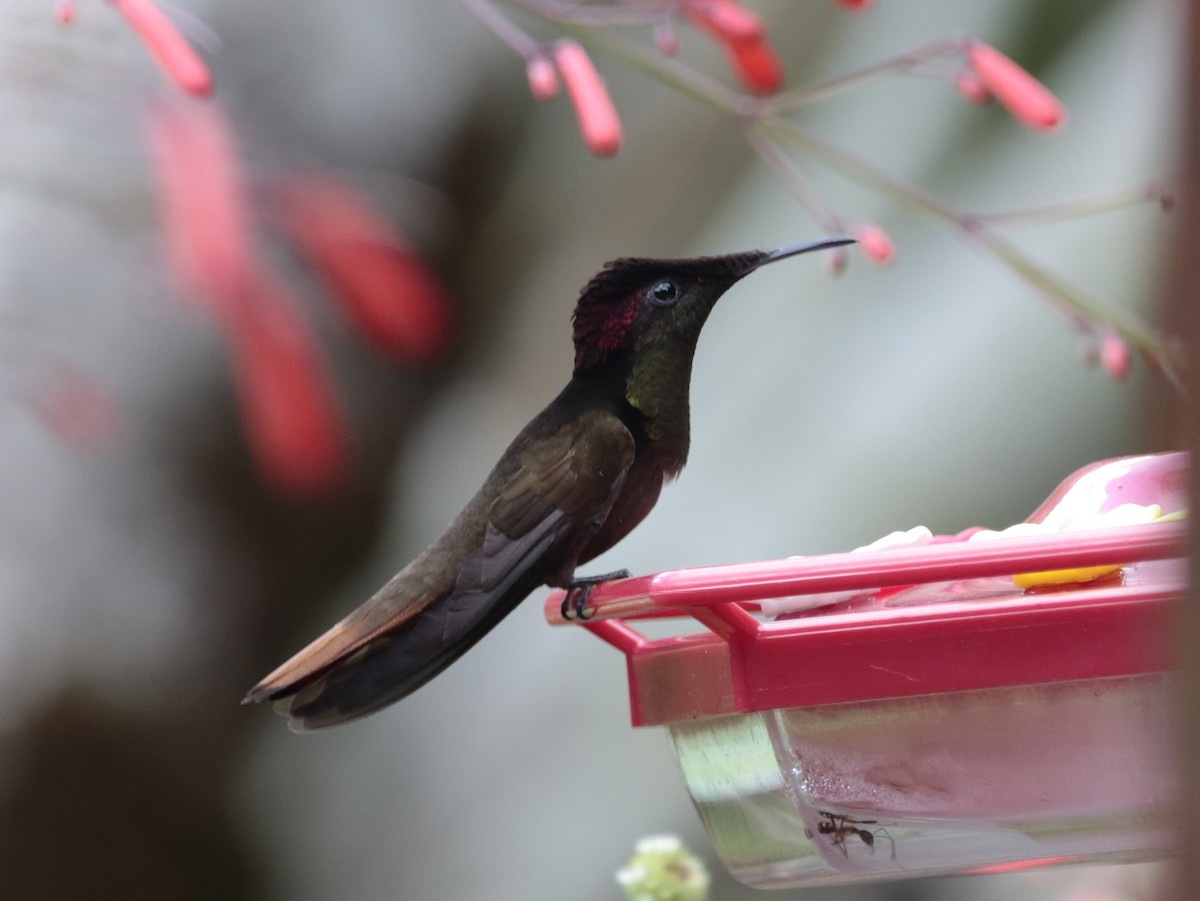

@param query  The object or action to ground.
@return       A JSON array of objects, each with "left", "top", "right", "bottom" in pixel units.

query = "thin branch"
[
  {"left": 462, "top": 0, "right": 542, "bottom": 58},
  {"left": 755, "top": 35, "right": 964, "bottom": 117},
  {"left": 758, "top": 116, "right": 960, "bottom": 222},
  {"left": 976, "top": 181, "right": 1174, "bottom": 227},
  {"left": 743, "top": 124, "right": 844, "bottom": 232},
  {"left": 474, "top": 5, "right": 1176, "bottom": 381}
]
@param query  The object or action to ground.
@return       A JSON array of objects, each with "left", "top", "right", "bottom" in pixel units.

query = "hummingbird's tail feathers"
[
  {"left": 250, "top": 512, "right": 575, "bottom": 730},
  {"left": 274, "top": 563, "right": 551, "bottom": 730},
  {"left": 242, "top": 567, "right": 443, "bottom": 706},
  {"left": 273, "top": 632, "right": 432, "bottom": 732}
]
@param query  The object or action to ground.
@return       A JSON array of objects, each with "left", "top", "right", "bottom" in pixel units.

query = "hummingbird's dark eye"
[{"left": 649, "top": 280, "right": 678, "bottom": 306}]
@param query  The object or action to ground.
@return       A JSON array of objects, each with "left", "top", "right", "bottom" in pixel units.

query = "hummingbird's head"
[{"left": 570, "top": 237, "right": 852, "bottom": 375}]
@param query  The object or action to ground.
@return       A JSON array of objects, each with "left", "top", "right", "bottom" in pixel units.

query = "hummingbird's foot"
[{"left": 561, "top": 569, "right": 632, "bottom": 620}]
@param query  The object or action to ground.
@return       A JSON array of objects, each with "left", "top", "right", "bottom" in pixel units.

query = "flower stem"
[
  {"left": 755, "top": 35, "right": 963, "bottom": 117},
  {"left": 482, "top": 6, "right": 1176, "bottom": 380},
  {"left": 743, "top": 123, "right": 844, "bottom": 231},
  {"left": 462, "top": 0, "right": 541, "bottom": 59},
  {"left": 975, "top": 182, "right": 1173, "bottom": 226}
]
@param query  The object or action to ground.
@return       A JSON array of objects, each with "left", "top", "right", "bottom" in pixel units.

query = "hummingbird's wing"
[{"left": 244, "top": 409, "right": 636, "bottom": 730}]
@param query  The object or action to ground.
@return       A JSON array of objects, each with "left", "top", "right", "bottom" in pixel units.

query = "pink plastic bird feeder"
[{"left": 546, "top": 452, "right": 1187, "bottom": 887}]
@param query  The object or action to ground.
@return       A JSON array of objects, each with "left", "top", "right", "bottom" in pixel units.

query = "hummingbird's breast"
[
  {"left": 576, "top": 427, "right": 670, "bottom": 565},
  {"left": 557, "top": 357, "right": 691, "bottom": 564}
]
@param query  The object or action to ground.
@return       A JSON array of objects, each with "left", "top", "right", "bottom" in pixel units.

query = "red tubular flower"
[
  {"left": 272, "top": 175, "right": 454, "bottom": 365},
  {"left": 526, "top": 55, "right": 560, "bottom": 101},
  {"left": 724, "top": 36, "right": 784, "bottom": 95},
  {"left": 966, "top": 42, "right": 1065, "bottom": 131},
  {"left": 146, "top": 103, "right": 351, "bottom": 495},
  {"left": 856, "top": 222, "right": 896, "bottom": 266},
  {"left": 834, "top": 0, "right": 873, "bottom": 8},
  {"left": 107, "top": 0, "right": 213, "bottom": 96},
  {"left": 682, "top": 1, "right": 782, "bottom": 95},
  {"left": 552, "top": 40, "right": 623, "bottom": 157},
  {"left": 144, "top": 100, "right": 256, "bottom": 312},
  {"left": 224, "top": 275, "right": 349, "bottom": 497}
]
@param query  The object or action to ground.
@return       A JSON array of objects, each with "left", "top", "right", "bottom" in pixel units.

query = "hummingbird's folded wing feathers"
[{"left": 245, "top": 409, "right": 635, "bottom": 730}]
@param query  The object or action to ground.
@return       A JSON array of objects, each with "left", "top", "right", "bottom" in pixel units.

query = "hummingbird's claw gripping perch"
[{"left": 562, "top": 569, "right": 632, "bottom": 620}]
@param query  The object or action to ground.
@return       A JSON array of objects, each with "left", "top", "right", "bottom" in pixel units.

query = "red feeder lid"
[{"left": 545, "top": 452, "right": 1188, "bottom": 727}]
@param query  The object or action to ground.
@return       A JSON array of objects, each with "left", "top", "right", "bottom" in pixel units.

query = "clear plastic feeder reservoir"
[{"left": 546, "top": 453, "right": 1187, "bottom": 887}]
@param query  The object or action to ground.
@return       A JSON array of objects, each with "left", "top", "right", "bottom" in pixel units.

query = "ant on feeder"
[{"left": 815, "top": 810, "right": 896, "bottom": 860}]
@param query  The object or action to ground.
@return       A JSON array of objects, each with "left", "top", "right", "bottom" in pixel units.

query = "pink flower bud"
[
  {"left": 273, "top": 175, "right": 454, "bottom": 365},
  {"left": 684, "top": 0, "right": 764, "bottom": 43},
  {"left": 824, "top": 245, "right": 849, "bottom": 277},
  {"left": 552, "top": 40, "right": 623, "bottom": 157},
  {"left": 107, "top": 0, "right": 214, "bottom": 96},
  {"left": 526, "top": 55, "right": 559, "bottom": 102},
  {"left": 224, "top": 276, "right": 349, "bottom": 497},
  {"left": 1099, "top": 328, "right": 1130, "bottom": 380},
  {"left": 966, "top": 42, "right": 1065, "bottom": 131},
  {"left": 856, "top": 222, "right": 895, "bottom": 266},
  {"left": 834, "top": 0, "right": 873, "bottom": 9},
  {"left": 54, "top": 1, "right": 77, "bottom": 26},
  {"left": 954, "top": 71, "right": 990, "bottom": 105},
  {"left": 654, "top": 19, "right": 679, "bottom": 57}
]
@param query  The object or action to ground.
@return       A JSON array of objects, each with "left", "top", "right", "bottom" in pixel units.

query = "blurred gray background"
[{"left": 0, "top": 1, "right": 1179, "bottom": 899}]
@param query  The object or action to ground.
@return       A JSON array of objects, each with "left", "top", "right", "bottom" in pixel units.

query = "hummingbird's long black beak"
[{"left": 761, "top": 236, "right": 856, "bottom": 267}]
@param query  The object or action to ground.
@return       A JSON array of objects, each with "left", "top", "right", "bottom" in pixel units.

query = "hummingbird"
[{"left": 244, "top": 236, "right": 852, "bottom": 730}]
